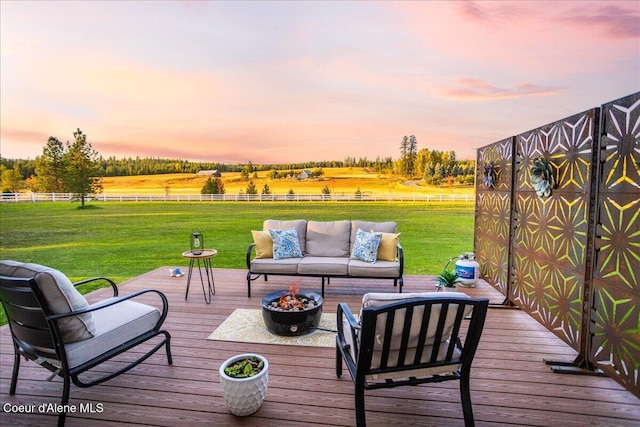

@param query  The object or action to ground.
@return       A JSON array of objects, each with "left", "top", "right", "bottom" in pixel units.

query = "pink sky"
[{"left": 1, "top": 1, "right": 638, "bottom": 164}]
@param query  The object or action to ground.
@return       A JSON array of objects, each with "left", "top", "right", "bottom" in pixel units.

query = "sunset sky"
[{"left": 1, "top": 1, "right": 638, "bottom": 164}]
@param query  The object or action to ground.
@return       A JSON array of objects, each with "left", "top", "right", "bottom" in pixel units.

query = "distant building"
[
  {"left": 299, "top": 170, "right": 313, "bottom": 179},
  {"left": 197, "top": 170, "right": 221, "bottom": 177}
]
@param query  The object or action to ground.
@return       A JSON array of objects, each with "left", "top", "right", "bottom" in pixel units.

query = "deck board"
[{"left": 1, "top": 267, "right": 638, "bottom": 426}]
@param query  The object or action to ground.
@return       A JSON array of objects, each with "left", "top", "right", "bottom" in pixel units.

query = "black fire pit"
[{"left": 261, "top": 290, "right": 323, "bottom": 336}]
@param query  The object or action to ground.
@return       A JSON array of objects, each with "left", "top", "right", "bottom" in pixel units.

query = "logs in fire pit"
[{"left": 261, "top": 286, "right": 323, "bottom": 336}]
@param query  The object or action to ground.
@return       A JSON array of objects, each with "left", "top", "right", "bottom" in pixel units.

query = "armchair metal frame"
[
  {"left": 336, "top": 295, "right": 489, "bottom": 426},
  {"left": 0, "top": 275, "right": 172, "bottom": 427}
]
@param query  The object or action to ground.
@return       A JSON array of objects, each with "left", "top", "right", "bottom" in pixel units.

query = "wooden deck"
[{"left": 1, "top": 268, "right": 638, "bottom": 426}]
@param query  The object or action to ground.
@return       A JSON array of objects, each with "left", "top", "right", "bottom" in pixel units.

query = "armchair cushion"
[
  {"left": 64, "top": 298, "right": 160, "bottom": 368},
  {"left": 0, "top": 260, "right": 96, "bottom": 342}
]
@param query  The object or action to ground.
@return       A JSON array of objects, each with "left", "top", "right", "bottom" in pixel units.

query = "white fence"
[{"left": 0, "top": 192, "right": 475, "bottom": 203}]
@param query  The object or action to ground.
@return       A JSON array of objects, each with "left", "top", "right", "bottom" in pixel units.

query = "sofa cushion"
[
  {"left": 351, "top": 221, "right": 397, "bottom": 253},
  {"left": 376, "top": 232, "right": 401, "bottom": 262},
  {"left": 298, "top": 257, "right": 349, "bottom": 275},
  {"left": 263, "top": 219, "right": 307, "bottom": 253},
  {"left": 64, "top": 298, "right": 160, "bottom": 369},
  {"left": 251, "top": 230, "right": 273, "bottom": 259},
  {"left": 348, "top": 259, "right": 400, "bottom": 277},
  {"left": 250, "top": 258, "right": 301, "bottom": 274},
  {"left": 269, "top": 229, "right": 303, "bottom": 260},
  {"left": 0, "top": 260, "right": 96, "bottom": 343},
  {"left": 350, "top": 229, "right": 382, "bottom": 263},
  {"left": 305, "top": 220, "right": 351, "bottom": 257}
]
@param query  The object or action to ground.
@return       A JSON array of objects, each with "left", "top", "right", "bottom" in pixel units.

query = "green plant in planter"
[
  {"left": 224, "top": 356, "right": 264, "bottom": 378},
  {"left": 435, "top": 269, "right": 462, "bottom": 289}
]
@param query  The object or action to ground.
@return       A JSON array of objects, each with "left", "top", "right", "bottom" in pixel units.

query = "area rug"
[{"left": 208, "top": 308, "right": 336, "bottom": 348}]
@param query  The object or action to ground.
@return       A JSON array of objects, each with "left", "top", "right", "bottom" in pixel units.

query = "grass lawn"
[{"left": 0, "top": 201, "right": 475, "bottom": 324}]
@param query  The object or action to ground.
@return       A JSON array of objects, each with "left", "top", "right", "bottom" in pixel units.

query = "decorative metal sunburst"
[
  {"left": 483, "top": 162, "right": 497, "bottom": 189},
  {"left": 530, "top": 157, "right": 556, "bottom": 197}
]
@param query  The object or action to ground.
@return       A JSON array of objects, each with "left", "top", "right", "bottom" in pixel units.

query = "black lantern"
[{"left": 190, "top": 231, "right": 204, "bottom": 255}]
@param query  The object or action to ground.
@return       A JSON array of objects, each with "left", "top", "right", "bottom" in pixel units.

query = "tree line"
[{"left": 1, "top": 131, "right": 476, "bottom": 198}]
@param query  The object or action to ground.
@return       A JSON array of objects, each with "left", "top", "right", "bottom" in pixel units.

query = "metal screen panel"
[
  {"left": 511, "top": 109, "right": 597, "bottom": 350},
  {"left": 474, "top": 138, "right": 513, "bottom": 296},
  {"left": 589, "top": 92, "right": 640, "bottom": 396}
]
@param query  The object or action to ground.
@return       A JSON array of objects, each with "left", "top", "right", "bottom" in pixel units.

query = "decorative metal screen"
[
  {"left": 474, "top": 92, "right": 640, "bottom": 398},
  {"left": 589, "top": 92, "right": 640, "bottom": 395},
  {"left": 474, "top": 138, "right": 514, "bottom": 297},
  {"left": 511, "top": 109, "right": 597, "bottom": 350}
]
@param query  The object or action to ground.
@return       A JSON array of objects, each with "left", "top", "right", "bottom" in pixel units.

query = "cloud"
[
  {"left": 439, "top": 78, "right": 565, "bottom": 101},
  {"left": 560, "top": 4, "right": 640, "bottom": 39},
  {"left": 456, "top": 1, "right": 491, "bottom": 23}
]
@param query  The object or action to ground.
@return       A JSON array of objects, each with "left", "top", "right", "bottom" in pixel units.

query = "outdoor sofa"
[{"left": 246, "top": 219, "right": 404, "bottom": 297}]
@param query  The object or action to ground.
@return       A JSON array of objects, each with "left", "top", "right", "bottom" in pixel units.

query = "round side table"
[{"left": 182, "top": 249, "right": 217, "bottom": 304}]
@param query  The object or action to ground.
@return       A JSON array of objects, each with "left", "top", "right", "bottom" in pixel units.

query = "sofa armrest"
[
  {"left": 397, "top": 243, "right": 404, "bottom": 276},
  {"left": 246, "top": 243, "right": 256, "bottom": 269}
]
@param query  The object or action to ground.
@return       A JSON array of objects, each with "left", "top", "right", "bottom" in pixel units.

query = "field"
[
  {"left": 0, "top": 202, "right": 474, "bottom": 280},
  {"left": 100, "top": 167, "right": 475, "bottom": 196}
]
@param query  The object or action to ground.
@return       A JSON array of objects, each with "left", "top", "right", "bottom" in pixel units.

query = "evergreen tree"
[
  {"left": 64, "top": 129, "right": 103, "bottom": 207},
  {"left": 399, "top": 135, "right": 418, "bottom": 177},
  {"left": 261, "top": 184, "right": 271, "bottom": 195},
  {"left": 35, "top": 137, "right": 66, "bottom": 192},
  {"left": 407, "top": 135, "right": 417, "bottom": 177},
  {"left": 201, "top": 177, "right": 220, "bottom": 194},
  {"left": 201, "top": 177, "right": 225, "bottom": 194},
  {"left": 399, "top": 136, "right": 409, "bottom": 175},
  {"left": 245, "top": 180, "right": 258, "bottom": 195},
  {"left": 321, "top": 184, "right": 331, "bottom": 195},
  {"left": 286, "top": 188, "right": 295, "bottom": 201}
]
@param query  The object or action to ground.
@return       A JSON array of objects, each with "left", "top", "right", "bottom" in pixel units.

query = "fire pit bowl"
[{"left": 261, "top": 289, "right": 323, "bottom": 336}]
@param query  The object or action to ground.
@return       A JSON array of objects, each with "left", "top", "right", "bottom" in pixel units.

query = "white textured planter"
[{"left": 219, "top": 353, "right": 269, "bottom": 416}]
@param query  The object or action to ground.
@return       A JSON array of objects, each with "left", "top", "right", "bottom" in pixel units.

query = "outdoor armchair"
[
  {"left": 336, "top": 292, "right": 489, "bottom": 426},
  {"left": 0, "top": 260, "right": 172, "bottom": 427}
]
